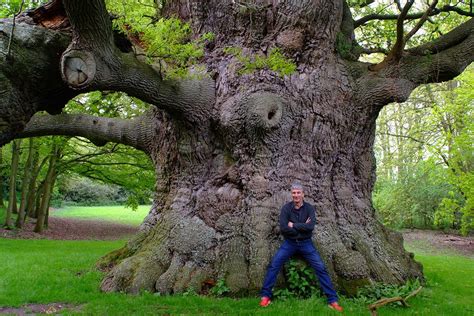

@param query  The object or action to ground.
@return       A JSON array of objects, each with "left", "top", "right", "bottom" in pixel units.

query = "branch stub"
[
  {"left": 61, "top": 49, "right": 96, "bottom": 89},
  {"left": 245, "top": 92, "right": 284, "bottom": 131}
]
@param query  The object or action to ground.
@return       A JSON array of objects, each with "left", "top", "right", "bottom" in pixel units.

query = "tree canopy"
[{"left": 1, "top": 0, "right": 473, "bottom": 145}]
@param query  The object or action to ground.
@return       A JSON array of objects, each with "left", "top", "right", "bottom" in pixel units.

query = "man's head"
[{"left": 290, "top": 182, "right": 304, "bottom": 206}]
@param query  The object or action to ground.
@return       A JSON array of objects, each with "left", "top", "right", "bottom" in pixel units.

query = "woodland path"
[{"left": 0, "top": 216, "right": 138, "bottom": 240}]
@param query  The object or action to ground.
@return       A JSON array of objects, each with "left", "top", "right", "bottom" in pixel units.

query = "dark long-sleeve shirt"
[{"left": 279, "top": 201, "right": 317, "bottom": 240}]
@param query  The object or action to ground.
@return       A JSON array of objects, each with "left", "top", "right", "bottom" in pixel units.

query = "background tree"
[
  {"left": 1, "top": 112, "right": 154, "bottom": 231},
  {"left": 1, "top": 0, "right": 473, "bottom": 296},
  {"left": 373, "top": 66, "right": 473, "bottom": 234},
  {"left": 57, "top": 91, "right": 154, "bottom": 209},
  {"left": 0, "top": 147, "right": 4, "bottom": 208},
  {"left": 0, "top": 89, "right": 154, "bottom": 230},
  {"left": 427, "top": 68, "right": 473, "bottom": 234},
  {"left": 25, "top": 144, "right": 48, "bottom": 219},
  {"left": 15, "top": 138, "right": 36, "bottom": 227},
  {"left": 33, "top": 139, "right": 61, "bottom": 232},
  {"left": 57, "top": 141, "right": 154, "bottom": 208},
  {"left": 4, "top": 139, "right": 21, "bottom": 228}
]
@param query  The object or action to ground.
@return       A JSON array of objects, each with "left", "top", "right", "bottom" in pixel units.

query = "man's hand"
[
  {"left": 305, "top": 217, "right": 311, "bottom": 224},
  {"left": 288, "top": 221, "right": 294, "bottom": 228}
]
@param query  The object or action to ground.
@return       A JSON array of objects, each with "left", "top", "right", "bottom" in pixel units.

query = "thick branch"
[
  {"left": 62, "top": 0, "right": 114, "bottom": 52},
  {"left": 338, "top": 0, "right": 358, "bottom": 60},
  {"left": 408, "top": 17, "right": 474, "bottom": 55},
  {"left": 355, "top": 18, "right": 474, "bottom": 109},
  {"left": 106, "top": 57, "right": 216, "bottom": 124},
  {"left": 391, "top": 0, "right": 415, "bottom": 61},
  {"left": 399, "top": 18, "right": 474, "bottom": 84},
  {"left": 0, "top": 1, "right": 215, "bottom": 146},
  {"left": 59, "top": 0, "right": 215, "bottom": 123},
  {"left": 354, "top": 5, "right": 474, "bottom": 28},
  {"left": 17, "top": 112, "right": 156, "bottom": 153},
  {"left": 354, "top": 77, "right": 417, "bottom": 110},
  {"left": 0, "top": 20, "right": 76, "bottom": 146}
]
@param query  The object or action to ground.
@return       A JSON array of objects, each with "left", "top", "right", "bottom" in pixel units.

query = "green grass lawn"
[
  {"left": 51, "top": 205, "right": 150, "bottom": 226},
  {"left": 0, "top": 237, "right": 473, "bottom": 315},
  {"left": 1, "top": 206, "right": 472, "bottom": 314}
]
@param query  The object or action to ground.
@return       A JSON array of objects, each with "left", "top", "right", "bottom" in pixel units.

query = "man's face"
[{"left": 291, "top": 188, "right": 304, "bottom": 205}]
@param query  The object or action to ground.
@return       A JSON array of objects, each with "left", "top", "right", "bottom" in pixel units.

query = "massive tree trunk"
[{"left": 3, "top": 0, "right": 474, "bottom": 296}]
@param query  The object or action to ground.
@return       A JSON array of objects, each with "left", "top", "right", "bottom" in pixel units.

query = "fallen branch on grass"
[{"left": 368, "top": 286, "right": 423, "bottom": 316}]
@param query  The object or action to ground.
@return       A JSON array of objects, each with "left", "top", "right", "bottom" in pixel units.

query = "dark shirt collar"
[{"left": 292, "top": 201, "right": 305, "bottom": 210}]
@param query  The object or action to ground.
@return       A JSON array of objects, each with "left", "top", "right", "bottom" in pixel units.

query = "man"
[{"left": 259, "top": 183, "right": 343, "bottom": 312}]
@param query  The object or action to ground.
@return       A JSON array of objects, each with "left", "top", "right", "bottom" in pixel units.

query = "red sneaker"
[
  {"left": 328, "top": 302, "right": 343, "bottom": 312},
  {"left": 259, "top": 296, "right": 271, "bottom": 307}
]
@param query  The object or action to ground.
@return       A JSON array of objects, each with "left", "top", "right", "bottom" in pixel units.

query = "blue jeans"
[{"left": 260, "top": 239, "right": 338, "bottom": 303}]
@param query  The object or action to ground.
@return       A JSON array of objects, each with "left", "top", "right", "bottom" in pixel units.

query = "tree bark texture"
[
  {"left": 19, "top": 112, "right": 158, "bottom": 154},
  {"left": 0, "top": 18, "right": 77, "bottom": 146},
  {"left": 2, "top": 0, "right": 474, "bottom": 296},
  {"left": 102, "top": 0, "right": 428, "bottom": 295}
]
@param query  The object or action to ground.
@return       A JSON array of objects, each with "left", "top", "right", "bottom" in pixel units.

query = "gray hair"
[{"left": 291, "top": 182, "right": 303, "bottom": 191}]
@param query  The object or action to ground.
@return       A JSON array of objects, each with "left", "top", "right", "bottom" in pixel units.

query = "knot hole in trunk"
[{"left": 246, "top": 92, "right": 283, "bottom": 130}]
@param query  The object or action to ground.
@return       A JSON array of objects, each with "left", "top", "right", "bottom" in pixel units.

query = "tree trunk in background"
[
  {"left": 16, "top": 139, "right": 35, "bottom": 228},
  {"left": 34, "top": 144, "right": 59, "bottom": 233},
  {"left": 12, "top": 185, "right": 18, "bottom": 215},
  {"left": 375, "top": 109, "right": 393, "bottom": 181},
  {"left": 26, "top": 155, "right": 47, "bottom": 220},
  {"left": 0, "top": 147, "right": 4, "bottom": 208},
  {"left": 43, "top": 171, "right": 57, "bottom": 229},
  {"left": 11, "top": 140, "right": 20, "bottom": 215},
  {"left": 4, "top": 140, "right": 22, "bottom": 228},
  {"left": 34, "top": 143, "right": 60, "bottom": 233},
  {"left": 32, "top": 182, "right": 44, "bottom": 220}
]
